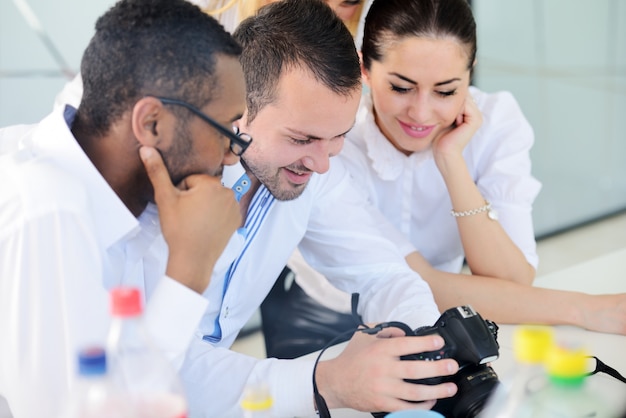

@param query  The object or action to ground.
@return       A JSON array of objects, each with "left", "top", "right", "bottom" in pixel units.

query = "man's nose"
[
  {"left": 222, "top": 146, "right": 240, "bottom": 167},
  {"left": 302, "top": 137, "right": 344, "bottom": 174}
]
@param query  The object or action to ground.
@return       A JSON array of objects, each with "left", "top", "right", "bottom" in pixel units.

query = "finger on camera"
[
  {"left": 402, "top": 380, "right": 458, "bottom": 402},
  {"left": 376, "top": 327, "right": 409, "bottom": 338},
  {"left": 388, "top": 334, "right": 445, "bottom": 357},
  {"left": 400, "top": 357, "right": 459, "bottom": 380}
]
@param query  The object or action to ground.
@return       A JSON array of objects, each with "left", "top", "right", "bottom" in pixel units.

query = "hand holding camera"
[{"left": 372, "top": 305, "right": 501, "bottom": 418}]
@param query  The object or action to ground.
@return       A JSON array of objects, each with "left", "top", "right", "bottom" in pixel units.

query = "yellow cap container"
[
  {"left": 512, "top": 325, "right": 555, "bottom": 364},
  {"left": 544, "top": 345, "right": 589, "bottom": 387}
]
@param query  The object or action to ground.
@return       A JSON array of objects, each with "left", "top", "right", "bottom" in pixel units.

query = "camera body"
[
  {"left": 406, "top": 305, "right": 500, "bottom": 417},
  {"left": 372, "top": 305, "right": 501, "bottom": 418},
  {"left": 405, "top": 305, "right": 499, "bottom": 368}
]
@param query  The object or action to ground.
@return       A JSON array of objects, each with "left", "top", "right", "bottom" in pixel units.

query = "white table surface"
[{"left": 308, "top": 248, "right": 626, "bottom": 418}]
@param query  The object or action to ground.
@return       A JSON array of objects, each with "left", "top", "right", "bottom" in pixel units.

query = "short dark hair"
[
  {"left": 233, "top": 0, "right": 361, "bottom": 123},
  {"left": 362, "top": 0, "right": 477, "bottom": 72},
  {"left": 77, "top": 0, "right": 241, "bottom": 137}
]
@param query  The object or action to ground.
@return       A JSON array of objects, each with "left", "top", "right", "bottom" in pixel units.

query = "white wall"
[
  {"left": 0, "top": 0, "right": 114, "bottom": 126},
  {"left": 473, "top": 0, "right": 626, "bottom": 236}
]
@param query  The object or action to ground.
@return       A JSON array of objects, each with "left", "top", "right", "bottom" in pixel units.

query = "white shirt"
[
  {"left": 341, "top": 88, "right": 541, "bottom": 273},
  {"left": 181, "top": 157, "right": 440, "bottom": 417},
  {"left": 0, "top": 107, "right": 208, "bottom": 418}
]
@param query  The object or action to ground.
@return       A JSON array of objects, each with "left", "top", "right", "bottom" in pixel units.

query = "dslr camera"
[{"left": 373, "top": 305, "right": 500, "bottom": 418}]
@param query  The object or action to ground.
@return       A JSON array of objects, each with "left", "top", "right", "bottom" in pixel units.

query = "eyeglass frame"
[{"left": 150, "top": 96, "right": 252, "bottom": 157}]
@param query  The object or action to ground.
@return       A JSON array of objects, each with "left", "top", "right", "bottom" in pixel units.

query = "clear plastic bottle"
[
  {"left": 479, "top": 325, "right": 554, "bottom": 418},
  {"left": 532, "top": 344, "right": 612, "bottom": 417},
  {"left": 106, "top": 287, "right": 188, "bottom": 418},
  {"left": 63, "top": 347, "right": 133, "bottom": 418},
  {"left": 240, "top": 383, "right": 273, "bottom": 418}
]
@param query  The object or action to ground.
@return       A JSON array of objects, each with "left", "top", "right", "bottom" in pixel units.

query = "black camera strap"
[
  {"left": 312, "top": 327, "right": 357, "bottom": 418},
  {"left": 313, "top": 293, "right": 362, "bottom": 418},
  {"left": 313, "top": 293, "right": 417, "bottom": 417},
  {"left": 585, "top": 356, "right": 626, "bottom": 384},
  {"left": 313, "top": 293, "right": 359, "bottom": 418}
]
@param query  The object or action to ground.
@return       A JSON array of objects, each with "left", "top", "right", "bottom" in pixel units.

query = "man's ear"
[
  {"left": 131, "top": 96, "right": 168, "bottom": 147},
  {"left": 235, "top": 109, "right": 249, "bottom": 132}
]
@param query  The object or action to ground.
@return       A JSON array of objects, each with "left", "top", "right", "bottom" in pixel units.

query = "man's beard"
[{"left": 242, "top": 157, "right": 310, "bottom": 201}]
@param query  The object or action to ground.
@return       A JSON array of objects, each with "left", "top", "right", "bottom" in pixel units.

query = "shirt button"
[{"left": 224, "top": 306, "right": 229, "bottom": 318}]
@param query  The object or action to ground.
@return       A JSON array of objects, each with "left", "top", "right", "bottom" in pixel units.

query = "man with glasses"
[
  {"left": 180, "top": 1, "right": 457, "bottom": 417},
  {"left": 152, "top": 96, "right": 253, "bottom": 158},
  {"left": 0, "top": 0, "right": 247, "bottom": 416}
]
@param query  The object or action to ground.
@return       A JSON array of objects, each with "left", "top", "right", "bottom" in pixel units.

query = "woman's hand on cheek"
[{"left": 433, "top": 95, "right": 483, "bottom": 165}]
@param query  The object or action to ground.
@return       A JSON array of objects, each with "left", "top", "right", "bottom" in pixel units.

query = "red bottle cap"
[{"left": 110, "top": 287, "right": 143, "bottom": 317}]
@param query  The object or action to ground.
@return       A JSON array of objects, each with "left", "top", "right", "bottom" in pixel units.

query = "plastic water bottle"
[
  {"left": 532, "top": 344, "right": 612, "bottom": 417},
  {"left": 106, "top": 287, "right": 188, "bottom": 418},
  {"left": 63, "top": 347, "right": 133, "bottom": 418},
  {"left": 240, "top": 383, "right": 273, "bottom": 418},
  {"left": 479, "top": 325, "right": 554, "bottom": 418}
]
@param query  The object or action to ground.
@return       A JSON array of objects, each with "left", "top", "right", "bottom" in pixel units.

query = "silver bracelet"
[{"left": 450, "top": 200, "right": 498, "bottom": 220}]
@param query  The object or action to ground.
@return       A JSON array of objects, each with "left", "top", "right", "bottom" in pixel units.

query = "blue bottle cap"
[{"left": 77, "top": 347, "right": 107, "bottom": 376}]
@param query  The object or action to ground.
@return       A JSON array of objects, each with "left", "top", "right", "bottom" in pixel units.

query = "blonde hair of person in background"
[
  {"left": 339, "top": 0, "right": 365, "bottom": 36},
  {"left": 232, "top": 0, "right": 365, "bottom": 37},
  {"left": 201, "top": 0, "right": 239, "bottom": 15}
]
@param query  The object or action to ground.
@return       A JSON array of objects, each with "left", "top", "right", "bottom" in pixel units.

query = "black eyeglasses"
[{"left": 152, "top": 96, "right": 252, "bottom": 157}]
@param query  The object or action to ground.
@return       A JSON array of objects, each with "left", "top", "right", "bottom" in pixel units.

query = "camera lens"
[{"left": 432, "top": 364, "right": 499, "bottom": 418}]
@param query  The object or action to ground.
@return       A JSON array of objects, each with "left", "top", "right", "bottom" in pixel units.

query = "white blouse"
[{"left": 340, "top": 87, "right": 542, "bottom": 273}]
